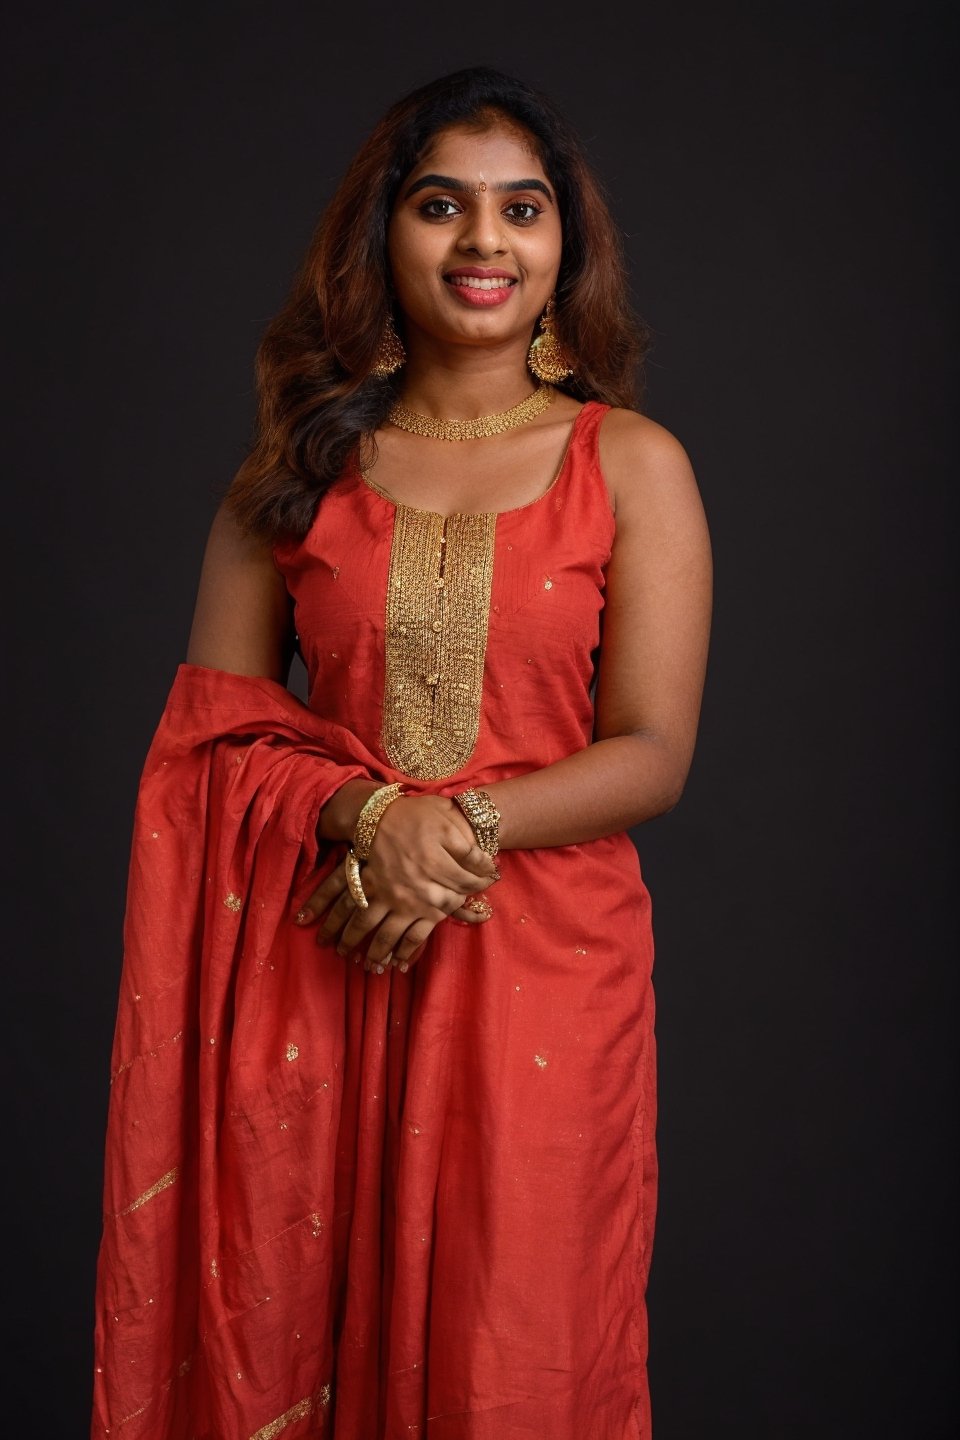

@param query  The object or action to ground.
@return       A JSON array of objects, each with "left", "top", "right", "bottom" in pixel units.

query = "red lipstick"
[{"left": 443, "top": 266, "right": 518, "bottom": 307}]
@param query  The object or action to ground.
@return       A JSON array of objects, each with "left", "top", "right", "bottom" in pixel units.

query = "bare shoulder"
[
  {"left": 204, "top": 497, "right": 281, "bottom": 571},
  {"left": 596, "top": 406, "right": 701, "bottom": 522}
]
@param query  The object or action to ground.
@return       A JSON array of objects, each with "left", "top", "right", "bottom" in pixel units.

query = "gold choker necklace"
[{"left": 387, "top": 383, "right": 554, "bottom": 441}]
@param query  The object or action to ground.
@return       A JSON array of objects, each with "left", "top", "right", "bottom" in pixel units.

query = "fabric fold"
[{"left": 92, "top": 663, "right": 378, "bottom": 1439}]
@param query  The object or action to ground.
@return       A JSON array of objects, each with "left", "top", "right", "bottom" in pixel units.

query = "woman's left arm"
[{"left": 484, "top": 408, "right": 713, "bottom": 848}]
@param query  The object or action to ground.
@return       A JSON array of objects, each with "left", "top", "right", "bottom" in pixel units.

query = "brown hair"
[{"left": 226, "top": 67, "right": 650, "bottom": 542}]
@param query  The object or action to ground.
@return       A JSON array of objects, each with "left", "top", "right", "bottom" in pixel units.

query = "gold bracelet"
[
  {"left": 452, "top": 787, "right": 501, "bottom": 857},
  {"left": 344, "top": 848, "right": 369, "bottom": 909},
  {"left": 352, "top": 782, "right": 406, "bottom": 860}
]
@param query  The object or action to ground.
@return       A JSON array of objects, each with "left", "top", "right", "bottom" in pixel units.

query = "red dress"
[{"left": 92, "top": 400, "right": 658, "bottom": 1438}]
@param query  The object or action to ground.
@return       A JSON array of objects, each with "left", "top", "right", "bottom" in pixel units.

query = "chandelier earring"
[
  {"left": 372, "top": 312, "right": 406, "bottom": 378},
  {"left": 527, "top": 296, "right": 574, "bottom": 383}
]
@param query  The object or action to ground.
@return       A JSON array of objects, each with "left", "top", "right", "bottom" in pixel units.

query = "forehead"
[{"left": 409, "top": 121, "right": 547, "bottom": 179}]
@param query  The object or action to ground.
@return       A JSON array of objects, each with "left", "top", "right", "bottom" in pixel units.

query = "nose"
[{"left": 455, "top": 199, "right": 509, "bottom": 259}]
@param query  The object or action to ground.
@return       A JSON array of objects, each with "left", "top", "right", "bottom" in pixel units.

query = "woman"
[{"left": 92, "top": 67, "right": 712, "bottom": 1440}]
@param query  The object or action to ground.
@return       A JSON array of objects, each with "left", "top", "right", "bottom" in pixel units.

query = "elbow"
[
  {"left": 626, "top": 731, "right": 690, "bottom": 819},
  {"left": 645, "top": 773, "right": 685, "bottom": 820},
  {"left": 657, "top": 781, "right": 686, "bottom": 817}
]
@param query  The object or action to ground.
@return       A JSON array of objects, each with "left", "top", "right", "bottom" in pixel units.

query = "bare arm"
[
  {"left": 484, "top": 408, "right": 713, "bottom": 848},
  {"left": 186, "top": 500, "right": 296, "bottom": 678}
]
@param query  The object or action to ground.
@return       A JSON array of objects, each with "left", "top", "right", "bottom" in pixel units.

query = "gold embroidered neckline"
[
  {"left": 381, "top": 506, "right": 496, "bottom": 779},
  {"left": 356, "top": 402, "right": 588, "bottom": 520}
]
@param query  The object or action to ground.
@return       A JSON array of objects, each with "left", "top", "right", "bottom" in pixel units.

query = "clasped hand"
[{"left": 294, "top": 795, "right": 498, "bottom": 972}]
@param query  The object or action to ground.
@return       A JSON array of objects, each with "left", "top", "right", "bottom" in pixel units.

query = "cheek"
[
  {"left": 516, "top": 223, "right": 563, "bottom": 277},
  {"left": 388, "top": 224, "right": 446, "bottom": 295}
]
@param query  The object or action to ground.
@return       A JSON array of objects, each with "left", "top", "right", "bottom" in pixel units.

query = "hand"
[{"left": 294, "top": 795, "right": 498, "bottom": 972}]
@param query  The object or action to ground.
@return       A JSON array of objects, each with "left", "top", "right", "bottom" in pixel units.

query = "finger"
[
  {"left": 392, "top": 918, "right": 437, "bottom": 965},
  {"left": 294, "top": 868, "right": 348, "bottom": 925},
  {"left": 442, "top": 827, "right": 500, "bottom": 878},
  {"left": 317, "top": 890, "right": 356, "bottom": 944},
  {"left": 461, "top": 842, "right": 500, "bottom": 880},
  {"left": 337, "top": 903, "right": 389, "bottom": 958},
  {"left": 435, "top": 853, "right": 499, "bottom": 893},
  {"left": 451, "top": 897, "right": 495, "bottom": 922},
  {"left": 366, "top": 921, "right": 410, "bottom": 967}
]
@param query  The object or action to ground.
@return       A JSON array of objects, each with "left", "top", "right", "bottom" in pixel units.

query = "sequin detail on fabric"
[{"left": 382, "top": 503, "right": 496, "bottom": 779}]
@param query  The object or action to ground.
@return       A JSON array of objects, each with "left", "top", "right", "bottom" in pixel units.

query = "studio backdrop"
[{"left": 3, "top": 2, "right": 955, "bottom": 1435}]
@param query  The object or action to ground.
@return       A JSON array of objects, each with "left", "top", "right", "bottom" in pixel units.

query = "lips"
[
  {"left": 443, "top": 266, "right": 518, "bottom": 306},
  {"left": 443, "top": 266, "right": 517, "bottom": 291}
]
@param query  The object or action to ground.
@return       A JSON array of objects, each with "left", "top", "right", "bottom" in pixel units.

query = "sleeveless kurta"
[
  {"left": 272, "top": 400, "right": 658, "bottom": 1437},
  {"left": 91, "top": 400, "right": 657, "bottom": 1440}
]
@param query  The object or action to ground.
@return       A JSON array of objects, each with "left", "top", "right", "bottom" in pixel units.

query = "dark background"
[{"left": 4, "top": 1, "right": 956, "bottom": 1434}]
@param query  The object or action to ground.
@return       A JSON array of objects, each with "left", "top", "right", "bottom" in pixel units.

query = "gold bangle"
[
  {"left": 452, "top": 787, "right": 501, "bottom": 857},
  {"left": 353, "top": 782, "right": 405, "bottom": 861},
  {"left": 344, "top": 848, "right": 369, "bottom": 909}
]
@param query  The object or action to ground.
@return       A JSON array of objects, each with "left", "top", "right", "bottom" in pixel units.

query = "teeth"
[{"left": 449, "top": 275, "right": 514, "bottom": 289}]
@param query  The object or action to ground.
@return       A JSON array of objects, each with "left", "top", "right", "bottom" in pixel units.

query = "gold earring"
[
  {"left": 527, "top": 296, "right": 573, "bottom": 382},
  {"left": 372, "top": 313, "right": 406, "bottom": 377}
]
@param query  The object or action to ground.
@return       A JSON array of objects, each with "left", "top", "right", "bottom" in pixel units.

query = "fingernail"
[
  {"left": 399, "top": 962, "right": 409, "bottom": 973},
  {"left": 374, "top": 964, "right": 384, "bottom": 975},
  {"left": 294, "top": 908, "right": 309, "bottom": 924},
  {"left": 382, "top": 952, "right": 393, "bottom": 967}
]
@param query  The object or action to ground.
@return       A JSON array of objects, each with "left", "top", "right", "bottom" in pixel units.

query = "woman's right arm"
[
  {"left": 186, "top": 499, "right": 297, "bottom": 680},
  {"left": 186, "top": 502, "right": 496, "bottom": 965}
]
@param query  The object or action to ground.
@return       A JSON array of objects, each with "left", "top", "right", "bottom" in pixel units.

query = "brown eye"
[
  {"left": 420, "top": 197, "right": 461, "bottom": 219},
  {"left": 504, "top": 201, "right": 542, "bottom": 224}
]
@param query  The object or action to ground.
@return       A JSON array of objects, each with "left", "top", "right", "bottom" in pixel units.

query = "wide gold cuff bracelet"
[
  {"left": 352, "top": 782, "right": 406, "bottom": 861},
  {"left": 452, "top": 787, "right": 501, "bottom": 858}
]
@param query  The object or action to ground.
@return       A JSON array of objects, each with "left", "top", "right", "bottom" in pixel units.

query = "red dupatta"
[{"left": 91, "top": 663, "right": 383, "bottom": 1438}]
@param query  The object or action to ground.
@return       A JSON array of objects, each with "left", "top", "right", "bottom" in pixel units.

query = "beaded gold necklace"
[{"left": 387, "top": 383, "right": 554, "bottom": 441}]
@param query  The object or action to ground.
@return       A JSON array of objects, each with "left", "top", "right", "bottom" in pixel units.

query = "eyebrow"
[{"left": 403, "top": 173, "right": 554, "bottom": 203}]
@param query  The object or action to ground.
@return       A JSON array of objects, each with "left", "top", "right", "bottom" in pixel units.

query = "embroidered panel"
[{"left": 381, "top": 504, "right": 496, "bottom": 779}]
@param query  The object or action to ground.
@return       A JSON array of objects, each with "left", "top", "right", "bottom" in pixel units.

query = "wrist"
[
  {"left": 353, "top": 782, "right": 407, "bottom": 859},
  {"left": 317, "top": 778, "right": 381, "bottom": 843}
]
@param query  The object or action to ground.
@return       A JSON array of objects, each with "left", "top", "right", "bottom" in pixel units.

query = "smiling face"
[{"left": 386, "top": 121, "right": 563, "bottom": 361}]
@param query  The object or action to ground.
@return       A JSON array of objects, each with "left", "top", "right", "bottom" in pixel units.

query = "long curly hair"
[{"left": 225, "top": 67, "right": 650, "bottom": 543}]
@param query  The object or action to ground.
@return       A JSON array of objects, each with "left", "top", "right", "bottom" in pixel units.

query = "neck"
[{"left": 396, "top": 334, "right": 536, "bottom": 419}]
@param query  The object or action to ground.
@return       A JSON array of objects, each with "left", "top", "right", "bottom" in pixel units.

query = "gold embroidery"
[
  {"left": 117, "top": 1398, "right": 152, "bottom": 1427},
  {"left": 114, "top": 1165, "right": 178, "bottom": 1217},
  {"left": 111, "top": 1028, "right": 183, "bottom": 1083},
  {"left": 248, "top": 1388, "right": 330, "bottom": 1440},
  {"left": 382, "top": 505, "right": 496, "bottom": 779},
  {"left": 223, "top": 892, "right": 243, "bottom": 913}
]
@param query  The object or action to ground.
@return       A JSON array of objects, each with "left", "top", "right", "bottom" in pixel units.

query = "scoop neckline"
[{"left": 353, "top": 399, "right": 595, "bottom": 521}]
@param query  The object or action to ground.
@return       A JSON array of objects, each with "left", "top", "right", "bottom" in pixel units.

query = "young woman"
[{"left": 92, "top": 67, "right": 712, "bottom": 1440}]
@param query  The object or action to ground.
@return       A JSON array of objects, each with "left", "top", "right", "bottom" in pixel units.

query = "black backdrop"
[{"left": 4, "top": 2, "right": 956, "bottom": 1434}]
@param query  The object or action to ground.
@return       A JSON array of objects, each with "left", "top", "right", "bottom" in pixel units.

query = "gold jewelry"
[
  {"left": 452, "top": 787, "right": 501, "bottom": 857},
  {"left": 527, "top": 296, "right": 574, "bottom": 383},
  {"left": 344, "top": 848, "right": 369, "bottom": 909},
  {"left": 372, "top": 313, "right": 406, "bottom": 377},
  {"left": 353, "top": 782, "right": 405, "bottom": 860},
  {"left": 387, "top": 383, "right": 554, "bottom": 441}
]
